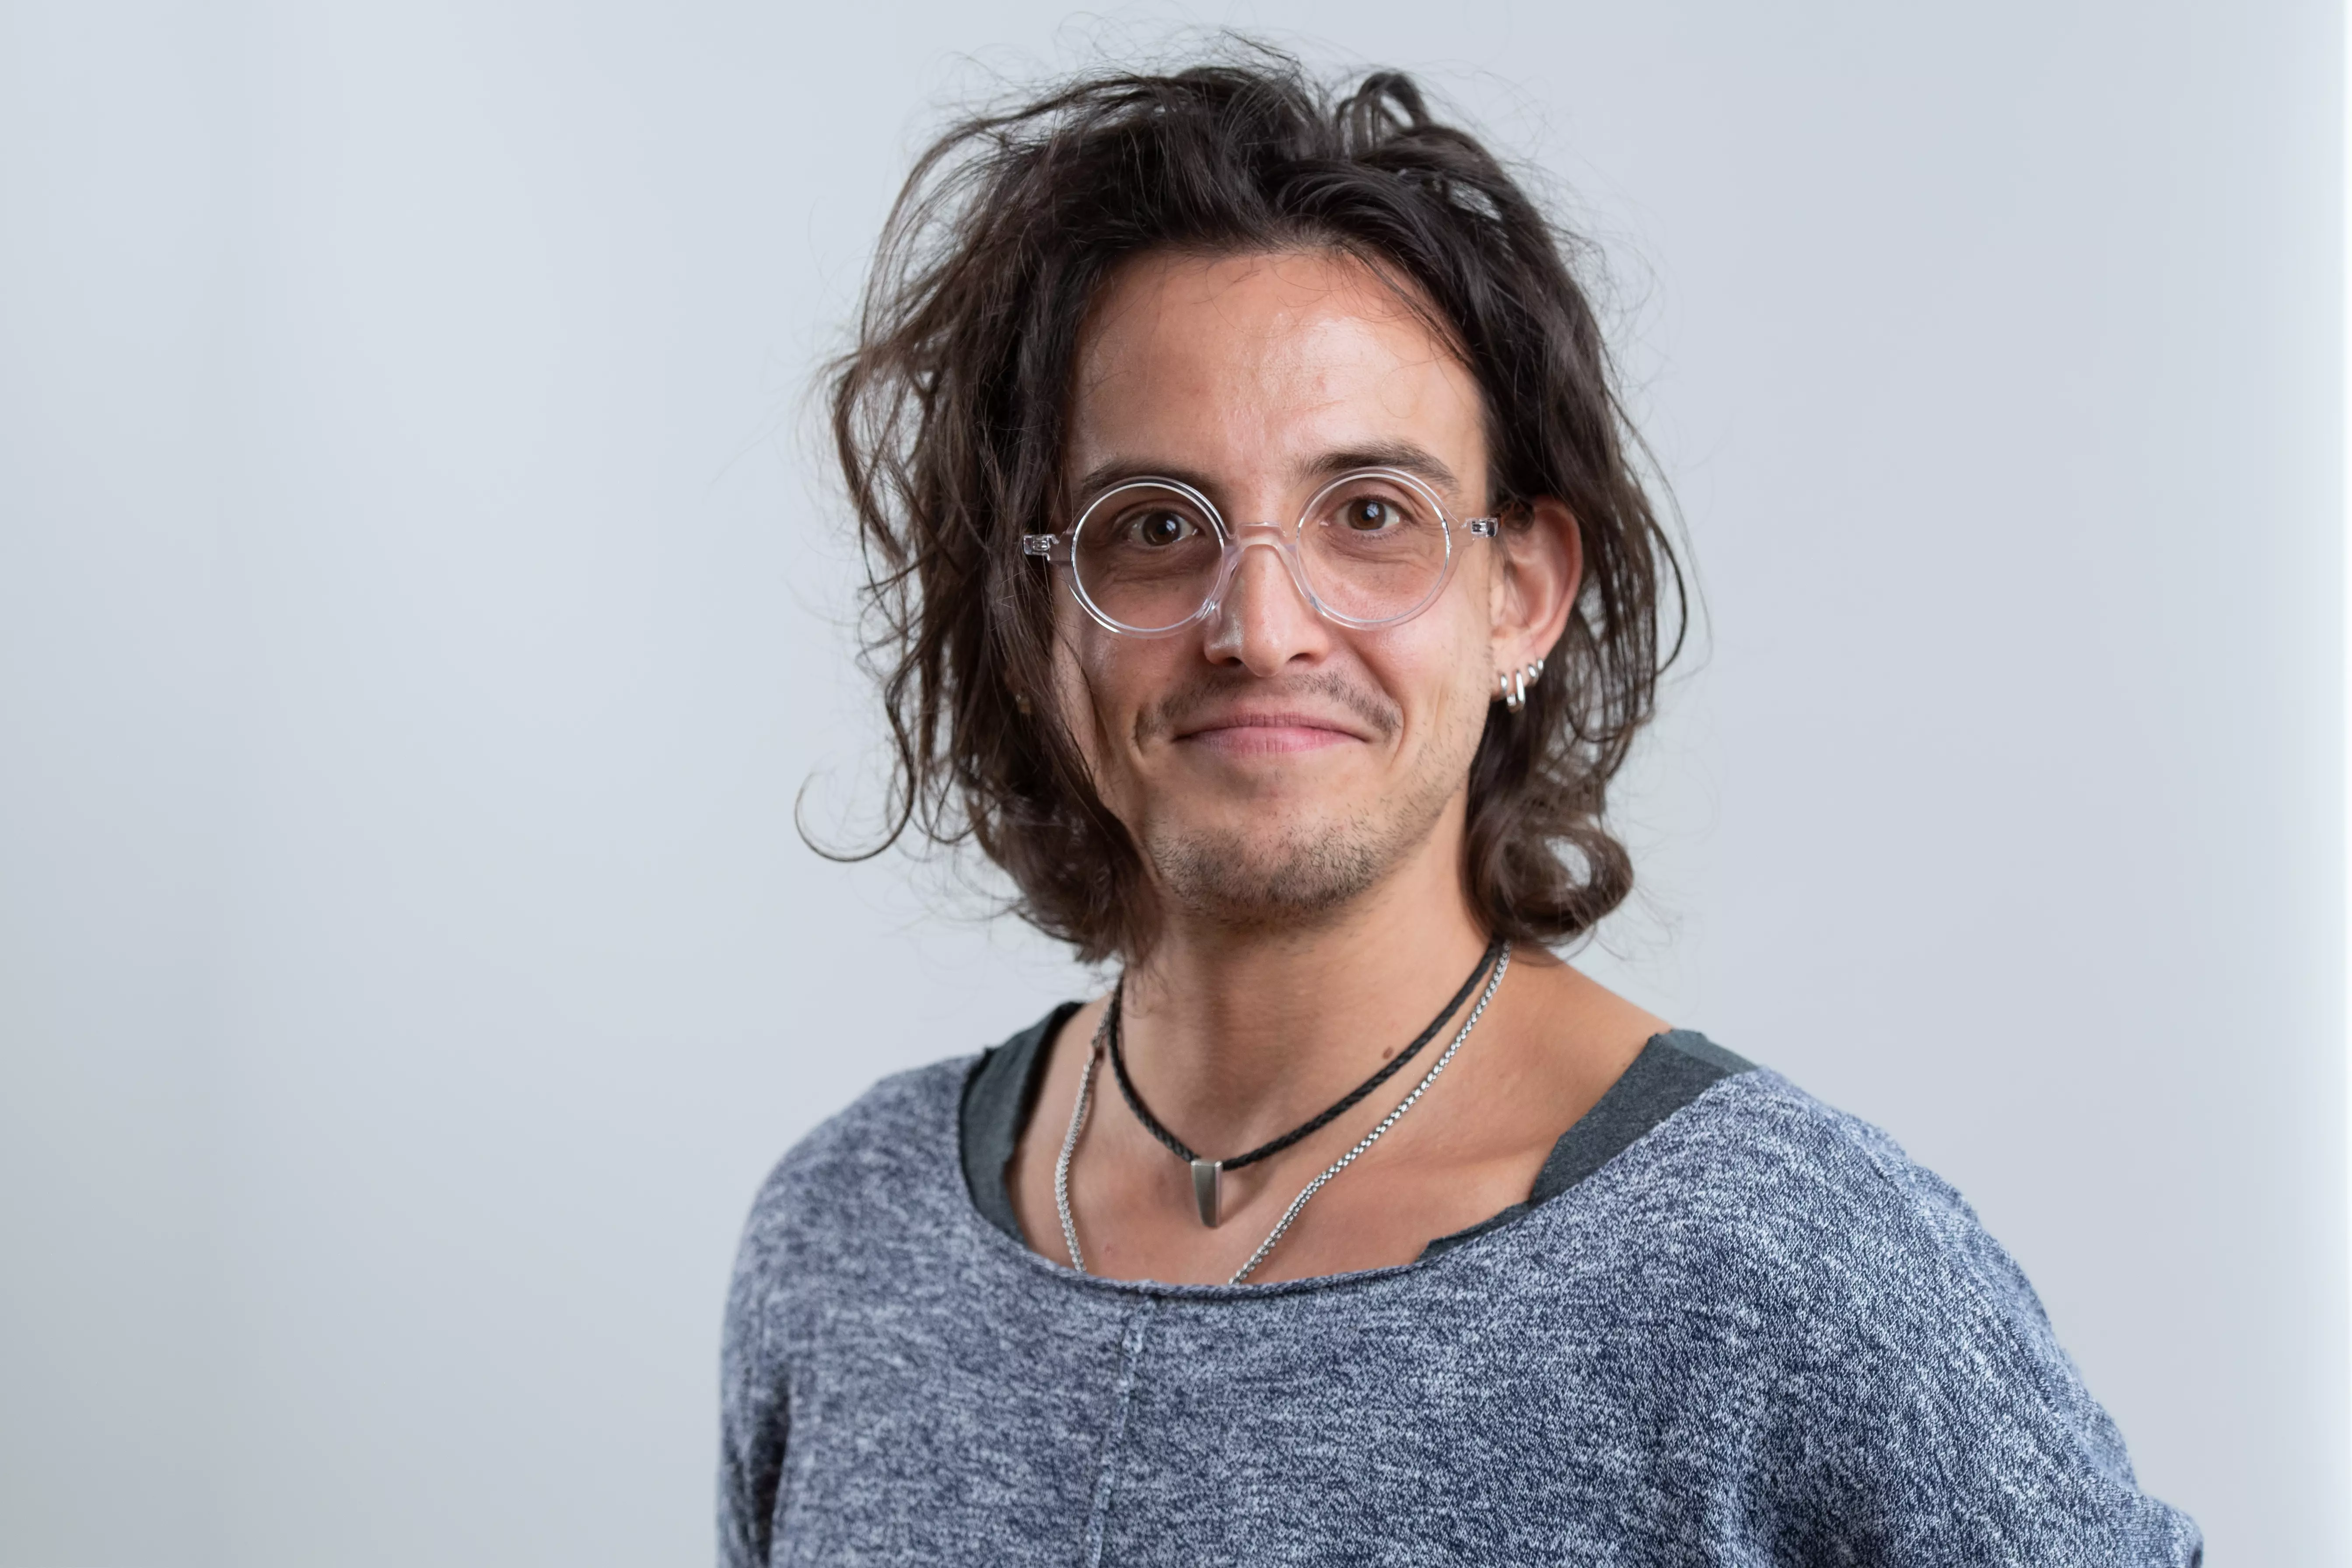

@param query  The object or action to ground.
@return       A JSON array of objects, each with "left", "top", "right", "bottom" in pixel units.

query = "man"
[{"left": 721, "top": 55, "right": 2199, "bottom": 1564}]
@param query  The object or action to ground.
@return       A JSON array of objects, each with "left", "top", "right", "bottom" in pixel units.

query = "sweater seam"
[{"left": 1083, "top": 1297, "right": 1157, "bottom": 1567}]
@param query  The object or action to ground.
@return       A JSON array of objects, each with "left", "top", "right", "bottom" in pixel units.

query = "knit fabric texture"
[{"left": 719, "top": 1024, "right": 2201, "bottom": 1566}]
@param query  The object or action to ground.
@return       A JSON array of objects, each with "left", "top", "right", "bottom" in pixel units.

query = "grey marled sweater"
[{"left": 719, "top": 1019, "right": 2199, "bottom": 1565}]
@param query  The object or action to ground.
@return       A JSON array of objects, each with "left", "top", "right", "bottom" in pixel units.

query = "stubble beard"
[{"left": 1142, "top": 752, "right": 1464, "bottom": 932}]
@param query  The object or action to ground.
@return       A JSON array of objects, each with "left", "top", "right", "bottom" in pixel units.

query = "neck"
[{"left": 1116, "top": 813, "right": 1494, "bottom": 1158}]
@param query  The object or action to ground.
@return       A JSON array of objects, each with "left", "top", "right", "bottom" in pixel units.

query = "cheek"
[
  {"left": 1382, "top": 610, "right": 1494, "bottom": 755},
  {"left": 1045, "top": 612, "right": 1155, "bottom": 790},
  {"left": 1046, "top": 621, "right": 1109, "bottom": 756}
]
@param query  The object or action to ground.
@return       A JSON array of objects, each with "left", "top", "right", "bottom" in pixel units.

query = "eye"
[
  {"left": 1125, "top": 508, "right": 1198, "bottom": 548},
  {"left": 1343, "top": 497, "right": 1399, "bottom": 532}
]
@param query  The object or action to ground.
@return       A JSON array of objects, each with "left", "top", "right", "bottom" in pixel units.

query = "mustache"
[{"left": 1136, "top": 668, "right": 1402, "bottom": 745}]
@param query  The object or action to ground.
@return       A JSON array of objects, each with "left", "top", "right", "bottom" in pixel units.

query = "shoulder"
[
  {"left": 1625, "top": 1065, "right": 2050, "bottom": 1327},
  {"left": 1571, "top": 1060, "right": 2201, "bottom": 1560},
  {"left": 721, "top": 1053, "right": 980, "bottom": 1415},
  {"left": 735, "top": 1055, "right": 974, "bottom": 1272},
  {"left": 716, "top": 1053, "right": 988, "bottom": 1565},
  {"left": 1602, "top": 1064, "right": 2062, "bottom": 1362}
]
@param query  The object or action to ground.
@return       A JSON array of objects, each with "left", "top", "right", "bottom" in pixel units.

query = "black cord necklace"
[{"left": 1106, "top": 939, "right": 1505, "bottom": 1227}]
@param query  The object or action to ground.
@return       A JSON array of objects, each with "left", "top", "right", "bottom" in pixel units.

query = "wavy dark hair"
[{"left": 824, "top": 47, "right": 1685, "bottom": 963}]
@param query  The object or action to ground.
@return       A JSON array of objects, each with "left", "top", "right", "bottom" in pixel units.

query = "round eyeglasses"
[{"left": 1022, "top": 466, "right": 1499, "bottom": 637}]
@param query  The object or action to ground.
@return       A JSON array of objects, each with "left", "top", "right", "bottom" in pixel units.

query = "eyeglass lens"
[{"left": 1072, "top": 472, "right": 1452, "bottom": 632}]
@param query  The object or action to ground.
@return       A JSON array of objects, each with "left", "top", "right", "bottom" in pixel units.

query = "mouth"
[{"left": 1171, "top": 710, "right": 1372, "bottom": 757}]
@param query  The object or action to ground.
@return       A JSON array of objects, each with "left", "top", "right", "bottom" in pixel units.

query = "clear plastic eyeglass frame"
[{"left": 1020, "top": 466, "right": 1500, "bottom": 638}]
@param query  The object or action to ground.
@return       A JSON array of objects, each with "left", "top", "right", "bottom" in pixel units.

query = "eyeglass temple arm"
[{"left": 1023, "top": 521, "right": 1498, "bottom": 556}]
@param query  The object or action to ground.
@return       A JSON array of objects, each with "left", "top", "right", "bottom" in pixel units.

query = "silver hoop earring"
[{"left": 1497, "top": 657, "right": 1544, "bottom": 714}]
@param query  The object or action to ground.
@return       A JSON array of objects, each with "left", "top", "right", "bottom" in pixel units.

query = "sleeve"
[
  {"left": 716, "top": 1163, "right": 795, "bottom": 1568},
  {"left": 1760, "top": 1121, "right": 2204, "bottom": 1567}
]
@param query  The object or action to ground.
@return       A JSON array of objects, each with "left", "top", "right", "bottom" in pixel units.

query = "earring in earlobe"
[
  {"left": 1497, "top": 657, "right": 1545, "bottom": 714},
  {"left": 1014, "top": 692, "right": 1034, "bottom": 716}
]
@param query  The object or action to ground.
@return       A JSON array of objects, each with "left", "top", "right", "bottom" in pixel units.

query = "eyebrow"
[{"left": 1071, "top": 441, "right": 1465, "bottom": 510}]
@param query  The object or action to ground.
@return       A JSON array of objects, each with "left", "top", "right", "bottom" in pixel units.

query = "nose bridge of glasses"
[{"left": 1208, "top": 522, "right": 1317, "bottom": 609}]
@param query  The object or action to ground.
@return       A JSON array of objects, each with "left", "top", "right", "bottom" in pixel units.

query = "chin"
[
  {"left": 1145, "top": 813, "right": 1397, "bottom": 925},
  {"left": 1126, "top": 739, "right": 1470, "bottom": 927}
]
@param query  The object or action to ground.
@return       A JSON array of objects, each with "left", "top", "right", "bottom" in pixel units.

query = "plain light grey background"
[{"left": 1, "top": 0, "right": 2342, "bottom": 1562}]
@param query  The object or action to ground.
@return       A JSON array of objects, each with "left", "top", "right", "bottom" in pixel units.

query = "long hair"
[{"left": 824, "top": 47, "right": 1685, "bottom": 963}]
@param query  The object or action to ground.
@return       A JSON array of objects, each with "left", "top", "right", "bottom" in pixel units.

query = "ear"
[{"left": 1488, "top": 496, "right": 1581, "bottom": 674}]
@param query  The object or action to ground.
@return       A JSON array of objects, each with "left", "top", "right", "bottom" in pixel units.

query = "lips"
[{"left": 1171, "top": 710, "right": 1369, "bottom": 755}]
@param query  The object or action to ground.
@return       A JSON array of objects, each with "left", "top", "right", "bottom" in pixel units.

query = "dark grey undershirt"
[{"left": 959, "top": 1004, "right": 1754, "bottom": 1260}]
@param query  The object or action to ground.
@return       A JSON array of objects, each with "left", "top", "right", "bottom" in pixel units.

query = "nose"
[{"left": 1200, "top": 528, "right": 1329, "bottom": 676}]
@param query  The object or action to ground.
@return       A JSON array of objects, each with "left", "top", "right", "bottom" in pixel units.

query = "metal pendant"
[{"left": 1190, "top": 1158, "right": 1222, "bottom": 1227}]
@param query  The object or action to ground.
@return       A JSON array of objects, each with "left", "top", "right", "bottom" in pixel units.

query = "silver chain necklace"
[{"left": 1053, "top": 944, "right": 1511, "bottom": 1286}]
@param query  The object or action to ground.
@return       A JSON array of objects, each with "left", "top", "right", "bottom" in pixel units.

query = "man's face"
[{"left": 1052, "top": 248, "right": 1511, "bottom": 929}]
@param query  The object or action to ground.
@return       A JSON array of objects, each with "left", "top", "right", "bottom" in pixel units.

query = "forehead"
[{"left": 1066, "top": 249, "right": 1487, "bottom": 499}]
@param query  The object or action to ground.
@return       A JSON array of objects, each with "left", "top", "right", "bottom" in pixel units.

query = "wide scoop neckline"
[{"left": 955, "top": 1005, "right": 1754, "bottom": 1296}]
